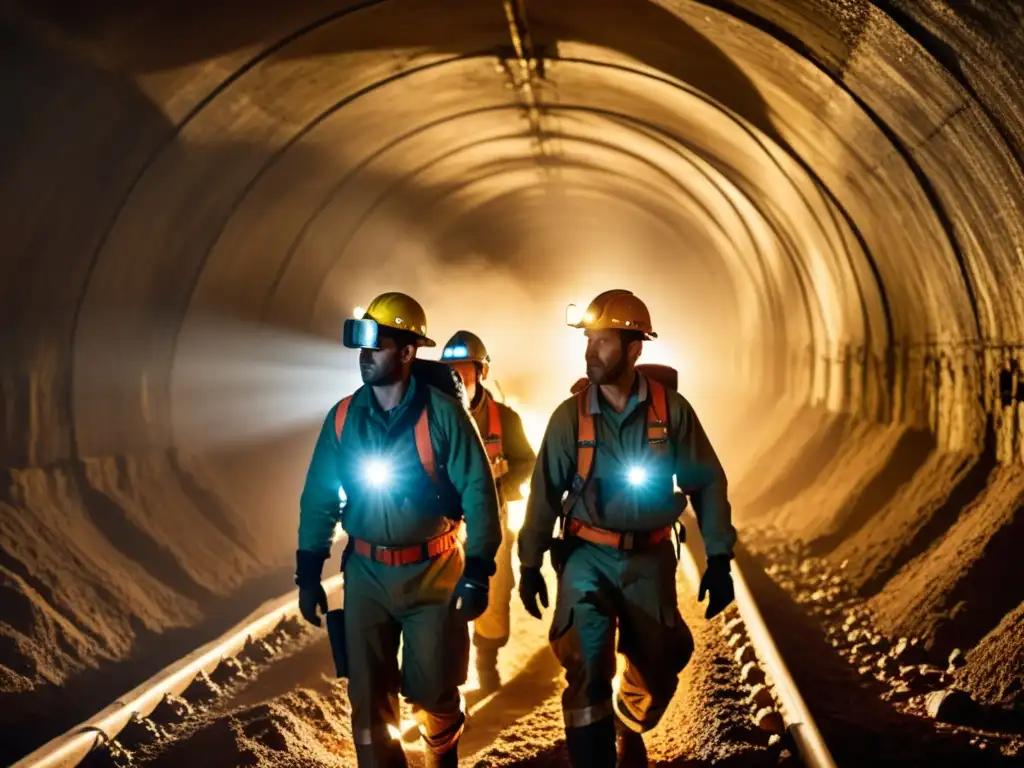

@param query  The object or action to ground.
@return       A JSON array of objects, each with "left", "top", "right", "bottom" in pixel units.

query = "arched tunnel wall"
[{"left": 1, "top": 0, "right": 1024, "bottom": 758}]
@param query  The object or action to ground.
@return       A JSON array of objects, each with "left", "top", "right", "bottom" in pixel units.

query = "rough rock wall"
[
  {"left": 0, "top": 450, "right": 286, "bottom": 702},
  {"left": 734, "top": 354, "right": 1023, "bottom": 707}
]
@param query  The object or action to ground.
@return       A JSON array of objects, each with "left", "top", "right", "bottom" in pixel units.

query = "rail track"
[{"left": 14, "top": 541, "right": 837, "bottom": 768}]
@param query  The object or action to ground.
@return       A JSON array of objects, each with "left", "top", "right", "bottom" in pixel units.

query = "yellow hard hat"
[
  {"left": 363, "top": 292, "right": 435, "bottom": 347},
  {"left": 566, "top": 289, "right": 657, "bottom": 339}
]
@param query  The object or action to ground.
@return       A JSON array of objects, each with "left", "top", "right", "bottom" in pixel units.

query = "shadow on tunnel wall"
[
  {"left": 859, "top": 415, "right": 999, "bottom": 596},
  {"left": 0, "top": 13, "right": 173, "bottom": 467},
  {"left": 809, "top": 426, "right": 936, "bottom": 554},
  {"left": 741, "top": 408, "right": 854, "bottom": 515}
]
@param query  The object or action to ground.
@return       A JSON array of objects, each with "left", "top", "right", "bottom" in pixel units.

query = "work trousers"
[
  {"left": 344, "top": 546, "right": 469, "bottom": 767},
  {"left": 473, "top": 504, "right": 514, "bottom": 649},
  {"left": 549, "top": 538, "right": 694, "bottom": 734}
]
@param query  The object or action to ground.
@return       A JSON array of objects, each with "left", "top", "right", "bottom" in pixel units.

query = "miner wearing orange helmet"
[
  {"left": 295, "top": 292, "right": 501, "bottom": 768},
  {"left": 441, "top": 330, "right": 537, "bottom": 693},
  {"left": 517, "top": 289, "right": 737, "bottom": 767}
]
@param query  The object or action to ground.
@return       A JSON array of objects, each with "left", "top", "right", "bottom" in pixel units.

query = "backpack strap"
[
  {"left": 575, "top": 387, "right": 597, "bottom": 486},
  {"left": 333, "top": 396, "right": 354, "bottom": 441},
  {"left": 414, "top": 406, "right": 436, "bottom": 482},
  {"left": 484, "top": 396, "right": 504, "bottom": 460},
  {"left": 562, "top": 376, "right": 671, "bottom": 522},
  {"left": 560, "top": 386, "right": 596, "bottom": 521},
  {"left": 335, "top": 393, "right": 436, "bottom": 483},
  {"left": 645, "top": 378, "right": 670, "bottom": 450}
]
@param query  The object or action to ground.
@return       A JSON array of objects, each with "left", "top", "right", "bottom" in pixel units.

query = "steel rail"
[
  {"left": 19, "top": 546, "right": 837, "bottom": 768},
  {"left": 680, "top": 543, "right": 838, "bottom": 768},
  {"left": 13, "top": 574, "right": 345, "bottom": 768}
]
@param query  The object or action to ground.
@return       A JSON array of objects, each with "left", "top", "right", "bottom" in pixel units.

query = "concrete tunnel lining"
[
  {"left": 3, "top": 0, "right": 1024, "bottom": 762},
  {"left": 57, "top": 0, "right": 1000, "bottom": 464}
]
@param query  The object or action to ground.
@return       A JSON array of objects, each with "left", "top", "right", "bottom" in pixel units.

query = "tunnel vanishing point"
[{"left": 2, "top": 0, "right": 1024, "bottom": 763}]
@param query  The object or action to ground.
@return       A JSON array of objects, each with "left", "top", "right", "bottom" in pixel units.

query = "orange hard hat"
[{"left": 566, "top": 289, "right": 657, "bottom": 339}]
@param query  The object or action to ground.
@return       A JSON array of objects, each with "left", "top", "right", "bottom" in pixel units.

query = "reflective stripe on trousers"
[
  {"left": 352, "top": 723, "right": 393, "bottom": 746},
  {"left": 563, "top": 699, "right": 614, "bottom": 728}
]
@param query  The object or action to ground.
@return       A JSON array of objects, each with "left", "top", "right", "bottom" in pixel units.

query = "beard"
[
  {"left": 360, "top": 355, "right": 400, "bottom": 386},
  {"left": 586, "top": 354, "right": 628, "bottom": 385}
]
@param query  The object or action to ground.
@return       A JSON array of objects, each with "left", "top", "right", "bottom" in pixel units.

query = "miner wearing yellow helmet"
[
  {"left": 517, "top": 289, "right": 737, "bottom": 767},
  {"left": 441, "top": 330, "right": 537, "bottom": 694},
  {"left": 295, "top": 292, "right": 501, "bottom": 768}
]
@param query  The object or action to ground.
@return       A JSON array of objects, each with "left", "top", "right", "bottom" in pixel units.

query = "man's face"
[
  {"left": 585, "top": 329, "right": 637, "bottom": 385},
  {"left": 450, "top": 362, "right": 479, "bottom": 392},
  {"left": 359, "top": 337, "right": 412, "bottom": 385}
]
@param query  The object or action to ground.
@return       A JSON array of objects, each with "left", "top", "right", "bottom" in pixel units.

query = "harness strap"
[
  {"left": 333, "top": 396, "right": 354, "bottom": 441},
  {"left": 566, "top": 377, "right": 670, "bottom": 514},
  {"left": 483, "top": 397, "right": 504, "bottom": 459},
  {"left": 413, "top": 408, "right": 435, "bottom": 481},
  {"left": 333, "top": 393, "right": 436, "bottom": 483},
  {"left": 646, "top": 379, "right": 670, "bottom": 449},
  {"left": 352, "top": 522, "right": 462, "bottom": 566},
  {"left": 565, "top": 518, "right": 673, "bottom": 551}
]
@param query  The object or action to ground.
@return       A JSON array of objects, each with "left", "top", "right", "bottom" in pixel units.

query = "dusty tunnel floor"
[
  {"left": 88, "top": 566, "right": 784, "bottom": 767},
  {"left": 74, "top": 542, "right": 1024, "bottom": 768},
  {"left": 737, "top": 544, "right": 1024, "bottom": 766}
]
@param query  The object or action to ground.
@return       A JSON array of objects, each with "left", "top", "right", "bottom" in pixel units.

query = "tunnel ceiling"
[{"left": 2, "top": 0, "right": 1023, "bottom": 465}]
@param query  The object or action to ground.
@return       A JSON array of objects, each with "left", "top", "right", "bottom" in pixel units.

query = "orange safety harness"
[
  {"left": 480, "top": 396, "right": 509, "bottom": 478},
  {"left": 334, "top": 394, "right": 461, "bottom": 566},
  {"left": 334, "top": 395, "right": 436, "bottom": 480},
  {"left": 559, "top": 374, "right": 684, "bottom": 554}
]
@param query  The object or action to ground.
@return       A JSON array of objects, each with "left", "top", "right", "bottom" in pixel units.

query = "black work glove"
[
  {"left": 518, "top": 566, "right": 549, "bottom": 620},
  {"left": 295, "top": 549, "right": 329, "bottom": 627},
  {"left": 698, "top": 554, "right": 735, "bottom": 620},
  {"left": 452, "top": 556, "right": 494, "bottom": 622}
]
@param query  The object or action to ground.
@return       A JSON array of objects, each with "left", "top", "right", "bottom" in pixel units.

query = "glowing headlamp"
[
  {"left": 627, "top": 467, "right": 647, "bottom": 486},
  {"left": 566, "top": 303, "right": 596, "bottom": 327},
  {"left": 364, "top": 459, "right": 390, "bottom": 487},
  {"left": 442, "top": 345, "right": 469, "bottom": 360}
]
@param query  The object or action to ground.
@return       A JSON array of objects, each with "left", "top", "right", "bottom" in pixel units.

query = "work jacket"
[{"left": 298, "top": 376, "right": 501, "bottom": 566}]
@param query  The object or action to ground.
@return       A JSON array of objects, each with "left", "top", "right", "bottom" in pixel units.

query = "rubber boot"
[
  {"left": 565, "top": 718, "right": 616, "bottom": 768},
  {"left": 615, "top": 718, "right": 648, "bottom": 767},
  {"left": 475, "top": 646, "right": 501, "bottom": 694},
  {"left": 422, "top": 743, "right": 459, "bottom": 768}
]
